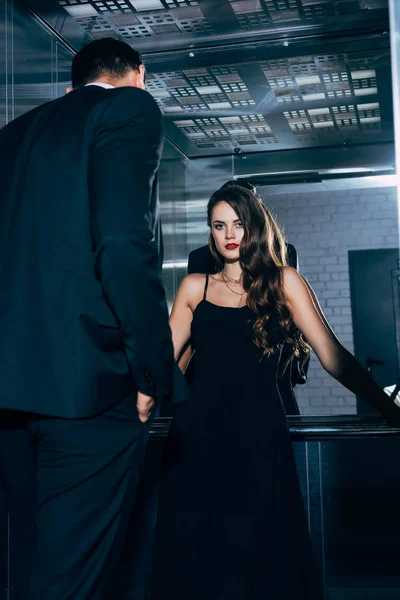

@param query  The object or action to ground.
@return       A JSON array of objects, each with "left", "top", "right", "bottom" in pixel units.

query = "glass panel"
[
  {"left": 248, "top": 178, "right": 398, "bottom": 417},
  {"left": 229, "top": 34, "right": 398, "bottom": 417},
  {"left": 55, "top": 40, "right": 74, "bottom": 97},
  {"left": 0, "top": 0, "right": 6, "bottom": 129},
  {"left": 0, "top": 0, "right": 74, "bottom": 129},
  {"left": 12, "top": 8, "right": 53, "bottom": 121},
  {"left": 159, "top": 140, "right": 188, "bottom": 311}
]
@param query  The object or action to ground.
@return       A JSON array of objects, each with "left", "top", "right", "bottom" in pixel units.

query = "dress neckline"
[
  {"left": 193, "top": 298, "right": 249, "bottom": 317},
  {"left": 199, "top": 273, "right": 249, "bottom": 315}
]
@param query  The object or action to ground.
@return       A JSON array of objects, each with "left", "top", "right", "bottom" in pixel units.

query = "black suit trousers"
[
  {"left": 0, "top": 415, "right": 36, "bottom": 600},
  {"left": 27, "top": 394, "right": 152, "bottom": 600}
]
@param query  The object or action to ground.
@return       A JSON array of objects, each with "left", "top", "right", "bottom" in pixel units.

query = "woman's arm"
[
  {"left": 178, "top": 343, "right": 194, "bottom": 373},
  {"left": 169, "top": 274, "right": 204, "bottom": 365},
  {"left": 283, "top": 267, "right": 400, "bottom": 425}
]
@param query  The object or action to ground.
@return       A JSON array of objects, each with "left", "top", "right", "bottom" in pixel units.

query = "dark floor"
[{"left": 327, "top": 573, "right": 400, "bottom": 599}]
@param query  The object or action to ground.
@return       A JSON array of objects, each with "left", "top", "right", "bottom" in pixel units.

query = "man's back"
[
  {"left": 0, "top": 85, "right": 166, "bottom": 418},
  {"left": 0, "top": 38, "right": 181, "bottom": 600}
]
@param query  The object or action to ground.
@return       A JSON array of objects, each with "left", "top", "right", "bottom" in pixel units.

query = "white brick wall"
[{"left": 264, "top": 185, "right": 399, "bottom": 415}]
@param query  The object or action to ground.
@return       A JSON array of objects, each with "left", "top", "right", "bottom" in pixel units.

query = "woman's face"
[{"left": 211, "top": 201, "right": 244, "bottom": 262}]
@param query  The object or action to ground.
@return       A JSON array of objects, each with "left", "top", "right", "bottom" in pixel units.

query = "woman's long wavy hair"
[{"left": 207, "top": 184, "right": 311, "bottom": 364}]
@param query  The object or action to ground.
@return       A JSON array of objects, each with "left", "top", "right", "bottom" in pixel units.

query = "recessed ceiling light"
[
  {"left": 162, "top": 106, "right": 184, "bottom": 112},
  {"left": 230, "top": 0, "right": 261, "bottom": 15},
  {"left": 129, "top": 0, "right": 164, "bottom": 10},
  {"left": 174, "top": 120, "right": 196, "bottom": 127},
  {"left": 195, "top": 85, "right": 223, "bottom": 95},
  {"left": 207, "top": 102, "right": 232, "bottom": 110},
  {"left": 354, "top": 87, "right": 378, "bottom": 97},
  {"left": 64, "top": 4, "right": 98, "bottom": 16},
  {"left": 224, "top": 128, "right": 248, "bottom": 135},
  {"left": 359, "top": 116, "right": 381, "bottom": 124},
  {"left": 358, "top": 102, "right": 380, "bottom": 111},
  {"left": 302, "top": 93, "right": 326, "bottom": 102},
  {"left": 308, "top": 108, "right": 330, "bottom": 116},
  {"left": 150, "top": 89, "right": 171, "bottom": 98},
  {"left": 295, "top": 75, "right": 321, "bottom": 85},
  {"left": 287, "top": 117, "right": 309, "bottom": 124},
  {"left": 186, "top": 132, "right": 206, "bottom": 138},
  {"left": 219, "top": 116, "right": 241, "bottom": 123},
  {"left": 351, "top": 69, "right": 376, "bottom": 80},
  {"left": 313, "top": 121, "right": 334, "bottom": 128}
]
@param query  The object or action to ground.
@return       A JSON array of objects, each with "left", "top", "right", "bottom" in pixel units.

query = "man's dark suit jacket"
[
  {"left": 0, "top": 85, "right": 175, "bottom": 418},
  {"left": 187, "top": 243, "right": 307, "bottom": 414}
]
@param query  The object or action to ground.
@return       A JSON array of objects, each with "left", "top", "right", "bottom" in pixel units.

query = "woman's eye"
[
  {"left": 237, "top": 222, "right": 243, "bottom": 228},
  {"left": 214, "top": 223, "right": 224, "bottom": 230}
]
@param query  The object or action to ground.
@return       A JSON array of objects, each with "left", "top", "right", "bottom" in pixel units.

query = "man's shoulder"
[
  {"left": 189, "top": 245, "right": 211, "bottom": 260},
  {"left": 188, "top": 245, "right": 219, "bottom": 275},
  {"left": 285, "top": 242, "right": 298, "bottom": 271},
  {"left": 96, "top": 87, "right": 161, "bottom": 122},
  {"left": 0, "top": 99, "right": 55, "bottom": 151},
  {"left": 286, "top": 242, "right": 296, "bottom": 253},
  {"left": 1, "top": 99, "right": 50, "bottom": 134}
]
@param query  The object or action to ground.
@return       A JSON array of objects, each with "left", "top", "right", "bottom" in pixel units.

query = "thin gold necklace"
[
  {"left": 221, "top": 270, "right": 242, "bottom": 284},
  {"left": 221, "top": 272, "right": 246, "bottom": 307}
]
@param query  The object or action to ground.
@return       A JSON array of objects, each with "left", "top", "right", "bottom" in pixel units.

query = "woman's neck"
[{"left": 222, "top": 261, "right": 242, "bottom": 282}]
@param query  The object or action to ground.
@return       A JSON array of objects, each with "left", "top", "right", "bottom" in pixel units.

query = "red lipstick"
[{"left": 225, "top": 243, "right": 239, "bottom": 250}]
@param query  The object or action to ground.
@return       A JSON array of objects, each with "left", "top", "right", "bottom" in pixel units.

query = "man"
[
  {"left": 0, "top": 38, "right": 182, "bottom": 599},
  {"left": 185, "top": 180, "right": 307, "bottom": 415}
]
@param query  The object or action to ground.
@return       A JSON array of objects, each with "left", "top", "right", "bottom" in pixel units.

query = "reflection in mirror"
[
  {"left": 176, "top": 154, "right": 399, "bottom": 417},
  {"left": 251, "top": 177, "right": 399, "bottom": 416},
  {"left": 2, "top": 0, "right": 396, "bottom": 420},
  {"left": 152, "top": 3, "right": 398, "bottom": 418},
  {"left": 159, "top": 140, "right": 188, "bottom": 312}
]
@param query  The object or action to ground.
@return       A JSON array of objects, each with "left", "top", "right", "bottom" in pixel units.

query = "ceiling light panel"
[
  {"left": 47, "top": 2, "right": 376, "bottom": 157},
  {"left": 57, "top": 0, "right": 387, "bottom": 55},
  {"left": 172, "top": 114, "right": 277, "bottom": 149},
  {"left": 129, "top": 0, "right": 164, "bottom": 10},
  {"left": 146, "top": 46, "right": 387, "bottom": 155}
]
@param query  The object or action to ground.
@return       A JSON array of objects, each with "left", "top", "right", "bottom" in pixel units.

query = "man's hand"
[{"left": 136, "top": 391, "right": 155, "bottom": 423}]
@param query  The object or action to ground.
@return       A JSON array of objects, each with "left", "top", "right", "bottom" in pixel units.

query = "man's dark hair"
[
  {"left": 220, "top": 179, "right": 257, "bottom": 195},
  {"left": 71, "top": 38, "right": 143, "bottom": 89}
]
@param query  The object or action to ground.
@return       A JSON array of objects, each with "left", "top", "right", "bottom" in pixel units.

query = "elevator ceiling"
[{"left": 16, "top": 0, "right": 393, "bottom": 163}]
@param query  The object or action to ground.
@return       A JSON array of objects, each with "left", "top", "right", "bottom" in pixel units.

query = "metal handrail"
[{"left": 149, "top": 415, "right": 400, "bottom": 440}]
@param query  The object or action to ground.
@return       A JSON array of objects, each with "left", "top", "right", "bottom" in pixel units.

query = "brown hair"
[{"left": 207, "top": 185, "right": 310, "bottom": 363}]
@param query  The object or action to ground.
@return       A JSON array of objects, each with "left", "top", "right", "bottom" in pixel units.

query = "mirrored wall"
[
  {"left": 158, "top": 140, "right": 188, "bottom": 311},
  {"left": 255, "top": 177, "right": 398, "bottom": 416},
  {"left": 2, "top": 0, "right": 400, "bottom": 419},
  {"left": 154, "top": 1, "right": 400, "bottom": 418},
  {"left": 180, "top": 158, "right": 399, "bottom": 416},
  {"left": 0, "top": 0, "right": 73, "bottom": 127}
]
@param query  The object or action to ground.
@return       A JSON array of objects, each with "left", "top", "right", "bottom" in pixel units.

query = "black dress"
[{"left": 151, "top": 275, "right": 323, "bottom": 599}]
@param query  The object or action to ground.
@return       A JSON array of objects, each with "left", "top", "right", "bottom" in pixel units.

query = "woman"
[{"left": 151, "top": 185, "right": 400, "bottom": 600}]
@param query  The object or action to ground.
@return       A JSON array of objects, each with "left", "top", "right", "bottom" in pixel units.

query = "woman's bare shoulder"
[
  {"left": 177, "top": 273, "right": 207, "bottom": 298},
  {"left": 280, "top": 267, "right": 314, "bottom": 310},
  {"left": 281, "top": 266, "right": 302, "bottom": 286}
]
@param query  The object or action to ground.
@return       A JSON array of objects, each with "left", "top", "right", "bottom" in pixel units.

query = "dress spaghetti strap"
[{"left": 203, "top": 274, "right": 209, "bottom": 301}]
